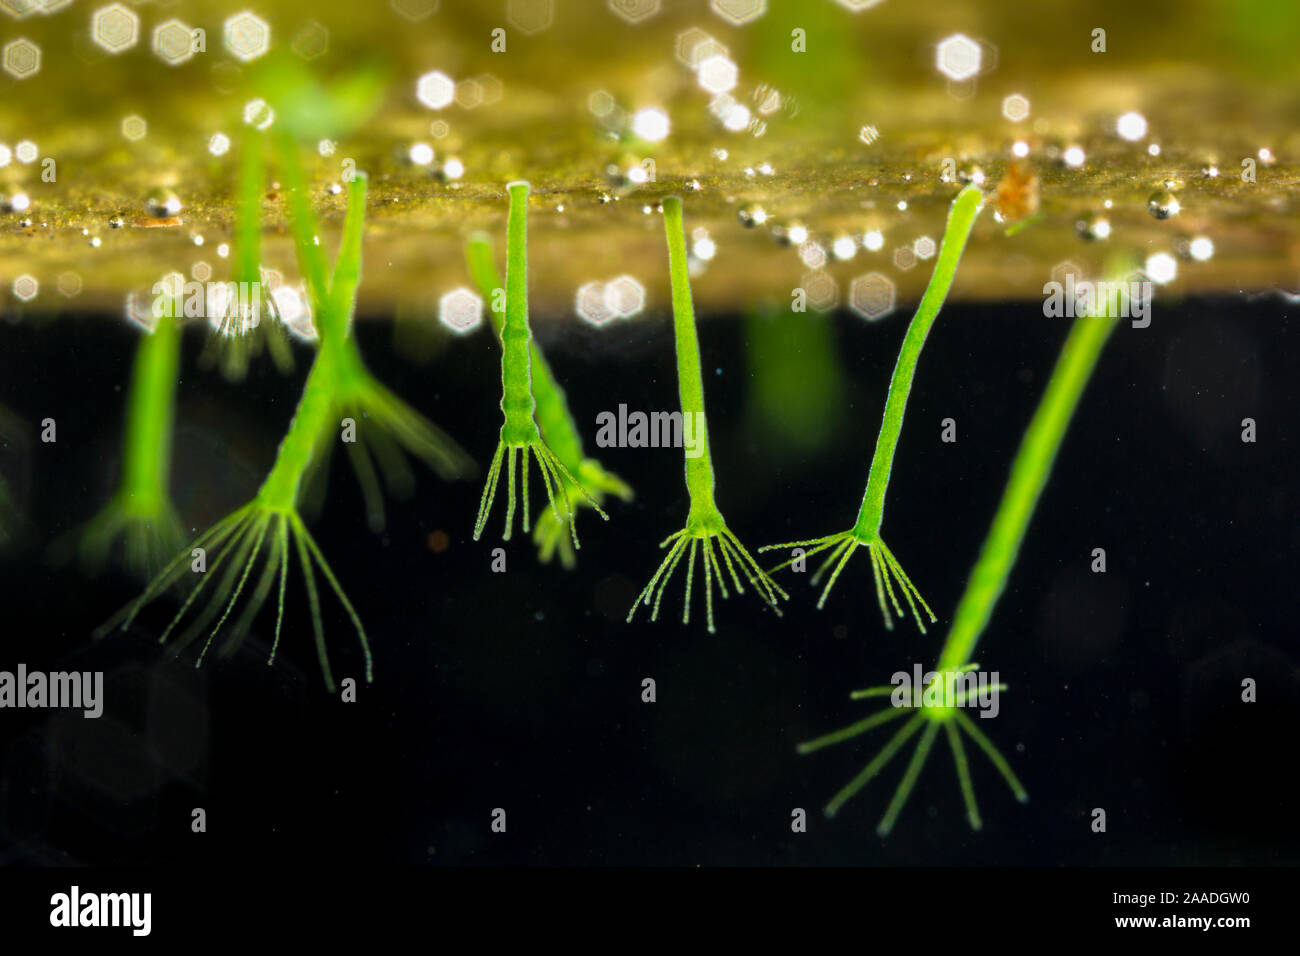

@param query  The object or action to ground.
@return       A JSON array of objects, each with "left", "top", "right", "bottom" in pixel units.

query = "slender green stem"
[
  {"left": 105, "top": 141, "right": 377, "bottom": 691},
  {"left": 853, "top": 184, "right": 983, "bottom": 537},
  {"left": 257, "top": 165, "right": 370, "bottom": 511},
  {"left": 467, "top": 233, "right": 583, "bottom": 470},
  {"left": 233, "top": 130, "right": 264, "bottom": 293},
  {"left": 257, "top": 350, "right": 342, "bottom": 512},
  {"left": 205, "top": 127, "right": 292, "bottom": 378},
  {"left": 937, "top": 314, "right": 1119, "bottom": 670},
  {"left": 120, "top": 313, "right": 179, "bottom": 509},
  {"left": 468, "top": 232, "right": 627, "bottom": 564},
  {"left": 499, "top": 181, "right": 541, "bottom": 444},
  {"left": 48, "top": 310, "right": 182, "bottom": 577},
  {"left": 627, "top": 196, "right": 784, "bottom": 631},
  {"left": 275, "top": 128, "right": 330, "bottom": 313},
  {"left": 662, "top": 195, "right": 715, "bottom": 515},
  {"left": 473, "top": 183, "right": 604, "bottom": 543},
  {"left": 285, "top": 153, "right": 471, "bottom": 528},
  {"left": 326, "top": 173, "right": 368, "bottom": 340}
]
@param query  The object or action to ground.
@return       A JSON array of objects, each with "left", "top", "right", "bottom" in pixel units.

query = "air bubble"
[{"left": 1147, "top": 188, "right": 1179, "bottom": 220}]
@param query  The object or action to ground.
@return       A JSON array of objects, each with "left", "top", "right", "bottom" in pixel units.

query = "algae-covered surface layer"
[{"left": 1, "top": 0, "right": 1298, "bottom": 317}]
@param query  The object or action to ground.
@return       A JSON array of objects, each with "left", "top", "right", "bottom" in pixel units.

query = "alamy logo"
[
  {"left": 0, "top": 664, "right": 103, "bottom": 718},
  {"left": 1042, "top": 274, "right": 1151, "bottom": 327},
  {"left": 891, "top": 663, "right": 1000, "bottom": 718},
  {"left": 50, "top": 886, "right": 151, "bottom": 936},
  {"left": 595, "top": 404, "right": 706, "bottom": 459},
  {"left": 152, "top": 278, "right": 263, "bottom": 323}
]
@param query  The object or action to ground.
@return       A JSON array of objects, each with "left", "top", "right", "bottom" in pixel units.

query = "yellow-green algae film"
[{"left": 1, "top": 0, "right": 1297, "bottom": 321}]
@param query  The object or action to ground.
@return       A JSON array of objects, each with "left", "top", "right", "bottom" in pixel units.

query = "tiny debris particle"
[
  {"left": 145, "top": 187, "right": 182, "bottom": 219},
  {"left": 1074, "top": 212, "right": 1110, "bottom": 241},
  {"left": 737, "top": 202, "right": 766, "bottom": 227},
  {"left": 3, "top": 187, "right": 31, "bottom": 213},
  {"left": 996, "top": 160, "right": 1039, "bottom": 224}
]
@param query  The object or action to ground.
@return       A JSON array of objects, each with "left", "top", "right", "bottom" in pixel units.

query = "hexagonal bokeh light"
[
  {"left": 391, "top": 0, "right": 439, "bottom": 22},
  {"left": 604, "top": 275, "right": 645, "bottom": 318},
  {"left": 576, "top": 282, "right": 615, "bottom": 325},
  {"left": 675, "top": 27, "right": 726, "bottom": 69},
  {"left": 152, "top": 20, "right": 194, "bottom": 66},
  {"left": 2, "top": 38, "right": 40, "bottom": 79},
  {"left": 224, "top": 11, "right": 270, "bottom": 62},
  {"left": 439, "top": 288, "right": 484, "bottom": 334},
  {"left": 697, "top": 54, "right": 738, "bottom": 95},
  {"left": 93, "top": 4, "right": 140, "bottom": 54},
  {"left": 292, "top": 20, "right": 329, "bottom": 61},
  {"left": 608, "top": 0, "right": 660, "bottom": 24},
  {"left": 1002, "top": 93, "right": 1030, "bottom": 122},
  {"left": 710, "top": 0, "right": 766, "bottom": 26},
  {"left": 13, "top": 274, "right": 39, "bottom": 303},
  {"left": 802, "top": 271, "right": 839, "bottom": 313},
  {"left": 506, "top": 0, "right": 554, "bottom": 36},
  {"left": 936, "top": 34, "right": 981, "bottom": 81},
  {"left": 417, "top": 71, "right": 455, "bottom": 110},
  {"left": 849, "top": 273, "right": 896, "bottom": 321},
  {"left": 121, "top": 114, "right": 147, "bottom": 142}
]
